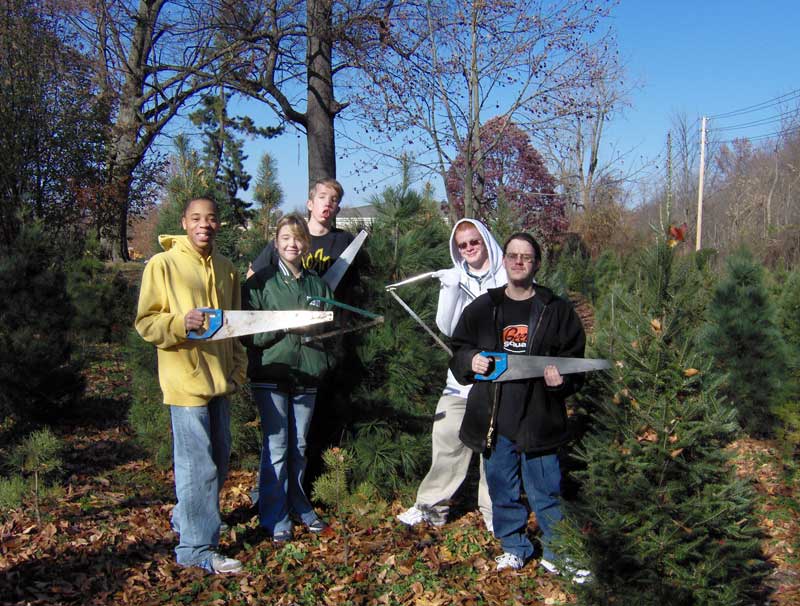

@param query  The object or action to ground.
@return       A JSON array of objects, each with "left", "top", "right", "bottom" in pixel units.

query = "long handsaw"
[
  {"left": 187, "top": 308, "right": 333, "bottom": 341},
  {"left": 301, "top": 296, "right": 384, "bottom": 343},
  {"left": 323, "top": 229, "right": 367, "bottom": 291},
  {"left": 386, "top": 271, "right": 477, "bottom": 300},
  {"left": 475, "top": 352, "right": 611, "bottom": 382},
  {"left": 384, "top": 271, "right": 464, "bottom": 356}
]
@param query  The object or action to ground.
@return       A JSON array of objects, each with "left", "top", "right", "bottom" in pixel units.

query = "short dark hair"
[
  {"left": 503, "top": 232, "right": 542, "bottom": 262},
  {"left": 182, "top": 196, "right": 219, "bottom": 216}
]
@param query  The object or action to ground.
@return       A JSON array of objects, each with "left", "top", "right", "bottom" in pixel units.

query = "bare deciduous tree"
[
  {"left": 70, "top": 0, "right": 246, "bottom": 260},
  {"left": 344, "top": 0, "right": 617, "bottom": 219}
]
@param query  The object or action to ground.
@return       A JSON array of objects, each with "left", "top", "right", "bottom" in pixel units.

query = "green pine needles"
[
  {"left": 559, "top": 240, "right": 766, "bottom": 605},
  {"left": 701, "top": 248, "right": 785, "bottom": 436},
  {"left": 341, "top": 183, "right": 452, "bottom": 494}
]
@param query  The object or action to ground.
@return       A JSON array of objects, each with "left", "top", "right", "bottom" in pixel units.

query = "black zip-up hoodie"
[{"left": 449, "top": 284, "right": 586, "bottom": 454}]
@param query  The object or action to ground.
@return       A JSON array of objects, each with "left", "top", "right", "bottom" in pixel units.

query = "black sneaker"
[{"left": 307, "top": 518, "right": 329, "bottom": 533}]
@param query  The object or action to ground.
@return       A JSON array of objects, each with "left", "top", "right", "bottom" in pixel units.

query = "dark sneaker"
[
  {"left": 307, "top": 518, "right": 329, "bottom": 533},
  {"left": 272, "top": 528, "right": 293, "bottom": 543}
]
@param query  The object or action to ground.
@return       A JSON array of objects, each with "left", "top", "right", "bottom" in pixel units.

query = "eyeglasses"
[
  {"left": 456, "top": 238, "right": 483, "bottom": 250},
  {"left": 505, "top": 253, "right": 535, "bottom": 263}
]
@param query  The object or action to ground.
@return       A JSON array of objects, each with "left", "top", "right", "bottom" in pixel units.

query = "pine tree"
[
  {"left": 0, "top": 223, "right": 83, "bottom": 424},
  {"left": 155, "top": 136, "right": 242, "bottom": 264},
  {"left": 236, "top": 152, "right": 284, "bottom": 265},
  {"left": 11, "top": 428, "right": 63, "bottom": 524},
  {"left": 774, "top": 269, "right": 800, "bottom": 448},
  {"left": 700, "top": 248, "right": 785, "bottom": 436},
  {"left": 189, "top": 90, "right": 282, "bottom": 228},
  {"left": 558, "top": 237, "right": 766, "bottom": 605},
  {"left": 342, "top": 181, "right": 452, "bottom": 494}
]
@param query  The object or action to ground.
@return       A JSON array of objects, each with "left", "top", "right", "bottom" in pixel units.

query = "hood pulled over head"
[{"left": 448, "top": 218, "right": 504, "bottom": 278}]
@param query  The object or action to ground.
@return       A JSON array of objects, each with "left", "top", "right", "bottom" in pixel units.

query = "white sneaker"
[
  {"left": 540, "top": 558, "right": 591, "bottom": 584},
  {"left": 397, "top": 505, "right": 445, "bottom": 527},
  {"left": 201, "top": 552, "right": 243, "bottom": 575},
  {"left": 397, "top": 505, "right": 426, "bottom": 526},
  {"left": 495, "top": 552, "right": 525, "bottom": 571}
]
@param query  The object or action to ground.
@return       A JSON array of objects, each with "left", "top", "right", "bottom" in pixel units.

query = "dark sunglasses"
[{"left": 456, "top": 238, "right": 483, "bottom": 250}]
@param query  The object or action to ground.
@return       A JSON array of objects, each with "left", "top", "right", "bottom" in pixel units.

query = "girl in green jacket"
[{"left": 244, "top": 213, "right": 334, "bottom": 542}]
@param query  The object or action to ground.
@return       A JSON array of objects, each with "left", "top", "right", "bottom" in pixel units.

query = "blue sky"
[
  {"left": 605, "top": 1, "right": 800, "bottom": 186},
  {"left": 205, "top": 1, "right": 800, "bottom": 211}
]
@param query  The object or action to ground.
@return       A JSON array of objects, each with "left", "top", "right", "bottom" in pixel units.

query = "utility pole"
[{"left": 695, "top": 116, "right": 707, "bottom": 251}]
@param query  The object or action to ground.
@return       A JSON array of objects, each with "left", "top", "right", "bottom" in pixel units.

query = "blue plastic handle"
[
  {"left": 186, "top": 308, "right": 222, "bottom": 340},
  {"left": 474, "top": 351, "right": 508, "bottom": 381}
]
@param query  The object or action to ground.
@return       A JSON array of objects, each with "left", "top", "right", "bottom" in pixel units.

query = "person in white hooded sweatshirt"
[{"left": 397, "top": 219, "right": 507, "bottom": 532}]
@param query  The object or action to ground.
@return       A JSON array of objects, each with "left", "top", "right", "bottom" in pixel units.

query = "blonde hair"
[
  {"left": 275, "top": 213, "right": 311, "bottom": 253},
  {"left": 308, "top": 178, "right": 344, "bottom": 203}
]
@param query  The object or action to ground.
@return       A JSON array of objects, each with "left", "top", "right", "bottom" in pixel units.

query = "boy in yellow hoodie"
[{"left": 135, "top": 197, "right": 247, "bottom": 574}]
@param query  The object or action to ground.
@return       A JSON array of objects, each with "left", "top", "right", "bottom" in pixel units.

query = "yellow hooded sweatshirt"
[{"left": 135, "top": 235, "right": 247, "bottom": 406}]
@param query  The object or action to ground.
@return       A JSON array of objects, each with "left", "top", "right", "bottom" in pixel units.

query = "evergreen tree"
[
  {"left": 700, "top": 248, "right": 785, "bottom": 436},
  {"left": 558, "top": 237, "right": 766, "bottom": 605},
  {"left": 343, "top": 182, "right": 452, "bottom": 494},
  {"left": 237, "top": 152, "right": 284, "bottom": 265},
  {"left": 10, "top": 428, "right": 63, "bottom": 523},
  {"left": 189, "top": 89, "right": 283, "bottom": 229},
  {"left": 774, "top": 269, "right": 800, "bottom": 448},
  {"left": 0, "top": 223, "right": 83, "bottom": 424},
  {"left": 155, "top": 136, "right": 242, "bottom": 264}
]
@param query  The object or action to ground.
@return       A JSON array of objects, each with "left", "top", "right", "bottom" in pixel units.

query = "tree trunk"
[
  {"left": 109, "top": 107, "right": 141, "bottom": 262},
  {"left": 306, "top": 0, "right": 337, "bottom": 186},
  {"left": 107, "top": 0, "right": 153, "bottom": 262}
]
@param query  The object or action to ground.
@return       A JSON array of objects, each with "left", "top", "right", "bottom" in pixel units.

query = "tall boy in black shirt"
[{"left": 450, "top": 233, "right": 589, "bottom": 582}]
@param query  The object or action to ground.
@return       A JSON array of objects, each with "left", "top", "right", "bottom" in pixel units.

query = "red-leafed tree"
[{"left": 445, "top": 117, "right": 567, "bottom": 244}]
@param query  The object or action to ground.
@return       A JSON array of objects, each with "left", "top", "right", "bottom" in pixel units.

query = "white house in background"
[{"left": 336, "top": 204, "right": 377, "bottom": 230}]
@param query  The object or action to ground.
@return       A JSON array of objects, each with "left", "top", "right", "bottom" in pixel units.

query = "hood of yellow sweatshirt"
[{"left": 158, "top": 234, "right": 215, "bottom": 259}]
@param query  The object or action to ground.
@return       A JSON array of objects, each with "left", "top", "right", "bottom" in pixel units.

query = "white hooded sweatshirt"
[{"left": 435, "top": 219, "right": 507, "bottom": 398}]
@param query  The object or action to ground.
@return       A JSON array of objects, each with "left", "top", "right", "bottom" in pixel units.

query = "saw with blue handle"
[
  {"left": 475, "top": 352, "right": 611, "bottom": 382},
  {"left": 187, "top": 308, "right": 333, "bottom": 341}
]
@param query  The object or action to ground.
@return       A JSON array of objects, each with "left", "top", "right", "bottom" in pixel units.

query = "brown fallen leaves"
[
  {"left": 0, "top": 346, "right": 576, "bottom": 606},
  {"left": 728, "top": 438, "right": 800, "bottom": 605},
  {"left": 4, "top": 342, "right": 798, "bottom": 606}
]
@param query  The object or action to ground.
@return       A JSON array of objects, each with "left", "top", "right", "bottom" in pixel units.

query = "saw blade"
[
  {"left": 188, "top": 309, "right": 333, "bottom": 341},
  {"left": 475, "top": 352, "right": 611, "bottom": 382}
]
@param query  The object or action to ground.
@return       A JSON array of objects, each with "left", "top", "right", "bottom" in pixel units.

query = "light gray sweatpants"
[{"left": 415, "top": 394, "right": 492, "bottom": 529}]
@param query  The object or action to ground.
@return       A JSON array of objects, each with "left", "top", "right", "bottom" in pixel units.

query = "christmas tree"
[
  {"left": 342, "top": 181, "right": 452, "bottom": 494},
  {"left": 558, "top": 235, "right": 766, "bottom": 605},
  {"left": 700, "top": 248, "right": 785, "bottom": 436}
]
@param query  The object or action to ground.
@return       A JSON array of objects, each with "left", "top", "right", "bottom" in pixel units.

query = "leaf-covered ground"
[{"left": 1, "top": 343, "right": 798, "bottom": 605}]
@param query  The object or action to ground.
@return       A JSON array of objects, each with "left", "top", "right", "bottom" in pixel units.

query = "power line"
[
  {"left": 714, "top": 123, "right": 800, "bottom": 146},
  {"left": 709, "top": 109, "right": 800, "bottom": 132},
  {"left": 707, "top": 88, "right": 800, "bottom": 120}
]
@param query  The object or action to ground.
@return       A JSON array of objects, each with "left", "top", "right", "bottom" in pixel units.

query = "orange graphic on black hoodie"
[{"left": 502, "top": 325, "right": 528, "bottom": 354}]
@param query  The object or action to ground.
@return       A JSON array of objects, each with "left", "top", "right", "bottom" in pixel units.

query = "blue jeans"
[
  {"left": 170, "top": 397, "right": 231, "bottom": 567},
  {"left": 253, "top": 387, "right": 317, "bottom": 534},
  {"left": 484, "top": 434, "right": 563, "bottom": 562}
]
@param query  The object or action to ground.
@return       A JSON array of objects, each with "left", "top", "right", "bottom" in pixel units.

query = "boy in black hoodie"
[{"left": 449, "top": 233, "right": 589, "bottom": 582}]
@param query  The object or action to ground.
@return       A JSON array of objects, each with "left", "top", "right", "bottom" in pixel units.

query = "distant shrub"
[
  {"left": 700, "top": 248, "right": 785, "bottom": 435},
  {"left": 125, "top": 330, "right": 172, "bottom": 468},
  {"left": 775, "top": 270, "right": 800, "bottom": 450},
  {"left": 66, "top": 257, "right": 136, "bottom": 343},
  {"left": 9, "top": 428, "right": 63, "bottom": 522},
  {"left": 0, "top": 476, "right": 28, "bottom": 512},
  {"left": 0, "top": 223, "right": 83, "bottom": 424}
]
